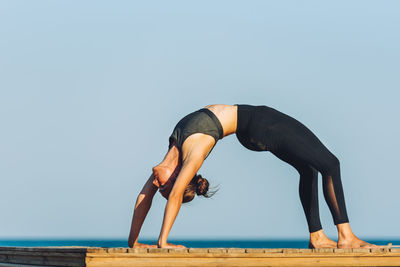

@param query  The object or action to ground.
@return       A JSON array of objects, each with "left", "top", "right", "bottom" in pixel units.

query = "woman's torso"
[
  {"left": 168, "top": 104, "right": 237, "bottom": 149},
  {"left": 170, "top": 104, "right": 295, "bottom": 153},
  {"left": 204, "top": 104, "right": 238, "bottom": 137}
]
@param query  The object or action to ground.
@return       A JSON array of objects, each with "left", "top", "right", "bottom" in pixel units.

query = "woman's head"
[{"left": 158, "top": 173, "right": 216, "bottom": 202}]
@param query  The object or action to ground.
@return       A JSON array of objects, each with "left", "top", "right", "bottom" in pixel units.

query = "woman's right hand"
[
  {"left": 132, "top": 242, "right": 158, "bottom": 248},
  {"left": 158, "top": 242, "right": 187, "bottom": 249}
]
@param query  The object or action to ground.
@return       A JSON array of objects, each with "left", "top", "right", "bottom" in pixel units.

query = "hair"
[{"left": 182, "top": 174, "right": 217, "bottom": 203}]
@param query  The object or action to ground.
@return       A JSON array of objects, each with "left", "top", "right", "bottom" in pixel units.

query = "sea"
[{"left": 0, "top": 239, "right": 397, "bottom": 248}]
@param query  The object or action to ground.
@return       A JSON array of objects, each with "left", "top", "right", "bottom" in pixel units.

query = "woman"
[{"left": 128, "top": 104, "right": 375, "bottom": 249}]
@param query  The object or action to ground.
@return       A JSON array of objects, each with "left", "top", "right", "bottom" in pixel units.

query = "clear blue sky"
[{"left": 1, "top": 1, "right": 399, "bottom": 240}]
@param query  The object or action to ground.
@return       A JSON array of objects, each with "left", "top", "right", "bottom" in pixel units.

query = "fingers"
[
  {"left": 135, "top": 242, "right": 186, "bottom": 249},
  {"left": 133, "top": 243, "right": 158, "bottom": 248},
  {"left": 162, "top": 243, "right": 187, "bottom": 249}
]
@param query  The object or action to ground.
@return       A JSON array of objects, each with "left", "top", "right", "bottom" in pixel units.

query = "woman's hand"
[
  {"left": 133, "top": 242, "right": 158, "bottom": 248},
  {"left": 158, "top": 242, "right": 187, "bottom": 249}
]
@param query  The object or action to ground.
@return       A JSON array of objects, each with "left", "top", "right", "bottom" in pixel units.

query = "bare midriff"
[{"left": 204, "top": 104, "right": 237, "bottom": 137}]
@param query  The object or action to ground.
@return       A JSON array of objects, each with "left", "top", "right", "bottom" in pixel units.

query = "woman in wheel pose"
[{"left": 128, "top": 104, "right": 375, "bottom": 249}]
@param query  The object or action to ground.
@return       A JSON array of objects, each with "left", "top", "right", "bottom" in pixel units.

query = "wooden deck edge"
[{"left": 0, "top": 247, "right": 399, "bottom": 267}]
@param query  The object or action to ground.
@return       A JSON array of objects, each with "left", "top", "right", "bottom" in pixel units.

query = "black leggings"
[{"left": 236, "top": 105, "right": 349, "bottom": 232}]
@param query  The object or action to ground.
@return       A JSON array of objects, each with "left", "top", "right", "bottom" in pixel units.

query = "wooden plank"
[
  {"left": 1, "top": 246, "right": 400, "bottom": 267},
  {"left": 147, "top": 248, "right": 169, "bottom": 253},
  {"left": 0, "top": 251, "right": 85, "bottom": 258},
  {"left": 313, "top": 248, "right": 334, "bottom": 253},
  {"left": 265, "top": 249, "right": 283, "bottom": 253},
  {"left": 127, "top": 248, "right": 148, "bottom": 254},
  {"left": 208, "top": 248, "right": 227, "bottom": 253},
  {"left": 4, "top": 254, "right": 45, "bottom": 266},
  {"left": 86, "top": 248, "right": 108, "bottom": 253},
  {"left": 4, "top": 254, "right": 85, "bottom": 267},
  {"left": 85, "top": 255, "right": 400, "bottom": 267},
  {"left": 188, "top": 248, "right": 208, "bottom": 253},
  {"left": 167, "top": 248, "right": 189, "bottom": 254},
  {"left": 245, "top": 248, "right": 266, "bottom": 253},
  {"left": 106, "top": 248, "right": 128, "bottom": 253},
  {"left": 351, "top": 248, "right": 371, "bottom": 253},
  {"left": 0, "top": 247, "right": 86, "bottom": 267},
  {"left": 334, "top": 248, "right": 353, "bottom": 253},
  {"left": 283, "top": 248, "right": 309, "bottom": 253},
  {"left": 0, "top": 263, "right": 48, "bottom": 267},
  {"left": 0, "top": 247, "right": 87, "bottom": 253},
  {"left": 227, "top": 248, "right": 245, "bottom": 253}
]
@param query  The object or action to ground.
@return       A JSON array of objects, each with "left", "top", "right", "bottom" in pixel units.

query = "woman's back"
[{"left": 204, "top": 104, "right": 237, "bottom": 137}]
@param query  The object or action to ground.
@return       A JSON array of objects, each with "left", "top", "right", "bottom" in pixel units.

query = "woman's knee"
[
  {"left": 324, "top": 155, "right": 340, "bottom": 175},
  {"left": 297, "top": 164, "right": 318, "bottom": 178},
  {"left": 330, "top": 155, "right": 340, "bottom": 168}
]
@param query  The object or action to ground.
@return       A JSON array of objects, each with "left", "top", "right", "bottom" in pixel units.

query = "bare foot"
[
  {"left": 309, "top": 230, "right": 337, "bottom": 248},
  {"left": 338, "top": 236, "right": 377, "bottom": 249}
]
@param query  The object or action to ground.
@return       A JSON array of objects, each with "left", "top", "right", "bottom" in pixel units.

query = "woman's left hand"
[
  {"left": 132, "top": 242, "right": 158, "bottom": 248},
  {"left": 158, "top": 243, "right": 187, "bottom": 249}
]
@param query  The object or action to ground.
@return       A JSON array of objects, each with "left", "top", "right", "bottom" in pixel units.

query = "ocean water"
[{"left": 0, "top": 239, "right": 397, "bottom": 248}]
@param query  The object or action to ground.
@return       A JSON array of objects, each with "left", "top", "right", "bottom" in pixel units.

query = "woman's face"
[
  {"left": 158, "top": 175, "right": 177, "bottom": 199},
  {"left": 157, "top": 163, "right": 181, "bottom": 199}
]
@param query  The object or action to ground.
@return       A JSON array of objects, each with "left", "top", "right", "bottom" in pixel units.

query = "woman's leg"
[
  {"left": 274, "top": 155, "right": 337, "bottom": 248},
  {"left": 271, "top": 117, "right": 374, "bottom": 248},
  {"left": 300, "top": 151, "right": 374, "bottom": 247},
  {"left": 296, "top": 164, "right": 322, "bottom": 233},
  {"left": 297, "top": 164, "right": 338, "bottom": 248},
  {"left": 320, "top": 156, "right": 349, "bottom": 226}
]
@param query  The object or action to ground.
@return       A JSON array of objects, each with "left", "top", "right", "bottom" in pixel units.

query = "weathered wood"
[
  {"left": 0, "top": 247, "right": 86, "bottom": 267},
  {"left": 351, "top": 248, "right": 371, "bottom": 253},
  {"left": 334, "top": 248, "right": 353, "bottom": 253},
  {"left": 106, "top": 248, "right": 128, "bottom": 253},
  {"left": 283, "top": 248, "right": 307, "bottom": 253},
  {"left": 227, "top": 248, "right": 245, "bottom": 253},
  {"left": 85, "top": 255, "right": 400, "bottom": 267},
  {"left": 1, "top": 246, "right": 400, "bottom": 266},
  {"left": 86, "top": 248, "right": 107, "bottom": 253},
  {"left": 126, "top": 248, "right": 148, "bottom": 254},
  {"left": 313, "top": 248, "right": 334, "bottom": 253},
  {"left": 85, "top": 247, "right": 400, "bottom": 266},
  {"left": 0, "top": 247, "right": 87, "bottom": 253},
  {"left": 265, "top": 248, "right": 284, "bottom": 253},
  {"left": 188, "top": 248, "right": 208, "bottom": 253},
  {"left": 245, "top": 248, "right": 266, "bottom": 253},
  {"left": 0, "top": 263, "right": 46, "bottom": 267},
  {"left": 208, "top": 248, "right": 228, "bottom": 253},
  {"left": 167, "top": 248, "right": 189, "bottom": 254},
  {"left": 147, "top": 248, "right": 169, "bottom": 253}
]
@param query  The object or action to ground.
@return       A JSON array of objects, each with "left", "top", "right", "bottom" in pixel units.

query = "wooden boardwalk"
[{"left": 0, "top": 246, "right": 400, "bottom": 266}]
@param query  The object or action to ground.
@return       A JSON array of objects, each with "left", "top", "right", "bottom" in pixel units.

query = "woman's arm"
[
  {"left": 157, "top": 153, "right": 204, "bottom": 248},
  {"left": 157, "top": 135, "right": 215, "bottom": 248},
  {"left": 128, "top": 174, "right": 158, "bottom": 248}
]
